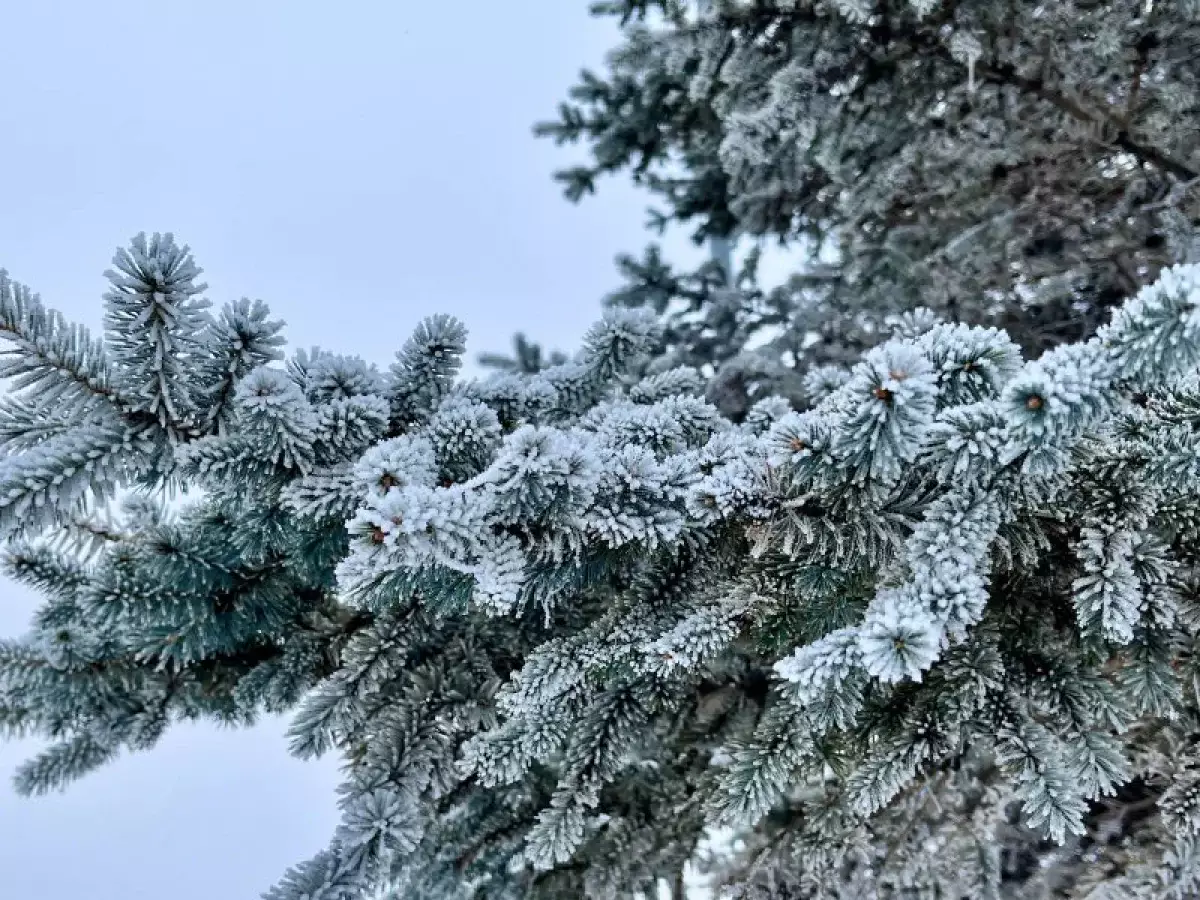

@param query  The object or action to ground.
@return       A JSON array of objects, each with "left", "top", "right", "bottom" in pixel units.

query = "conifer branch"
[{"left": 970, "top": 57, "right": 1199, "bottom": 182}]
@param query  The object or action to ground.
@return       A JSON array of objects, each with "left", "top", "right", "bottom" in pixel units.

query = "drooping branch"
[{"left": 972, "top": 57, "right": 1199, "bottom": 182}]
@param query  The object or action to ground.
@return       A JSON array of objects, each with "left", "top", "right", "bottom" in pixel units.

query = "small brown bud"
[
  {"left": 370, "top": 527, "right": 387, "bottom": 544},
  {"left": 1025, "top": 394, "right": 1044, "bottom": 411},
  {"left": 874, "top": 386, "right": 893, "bottom": 402},
  {"left": 379, "top": 473, "right": 398, "bottom": 490},
  {"left": 788, "top": 437, "right": 807, "bottom": 452}
]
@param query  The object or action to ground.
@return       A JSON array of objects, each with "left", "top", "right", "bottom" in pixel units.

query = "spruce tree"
[
  {"left": 538, "top": 0, "right": 1200, "bottom": 418},
  {"left": 4, "top": 3, "right": 1200, "bottom": 898}
]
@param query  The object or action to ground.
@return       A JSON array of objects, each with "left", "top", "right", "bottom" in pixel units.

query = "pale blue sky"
[{"left": 0, "top": 2, "right": 702, "bottom": 897}]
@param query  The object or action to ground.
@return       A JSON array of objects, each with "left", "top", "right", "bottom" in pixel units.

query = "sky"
[{"left": 0, "top": 2, "right": 706, "bottom": 897}]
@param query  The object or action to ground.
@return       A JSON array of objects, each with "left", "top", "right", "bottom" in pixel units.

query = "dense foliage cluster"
[
  {"left": 1, "top": 233, "right": 1200, "bottom": 898},
  {"left": 539, "top": 0, "right": 1200, "bottom": 418}
]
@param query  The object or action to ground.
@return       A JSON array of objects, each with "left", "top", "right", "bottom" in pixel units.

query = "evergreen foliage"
[
  {"left": 539, "top": 0, "right": 1200, "bottom": 418},
  {"left": 3, "top": 234, "right": 1200, "bottom": 897},
  {"left": 5, "top": 2, "right": 1200, "bottom": 897}
]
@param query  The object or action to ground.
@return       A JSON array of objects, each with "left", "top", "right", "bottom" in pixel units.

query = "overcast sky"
[{"left": 0, "top": 2, "right": 703, "bottom": 897}]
